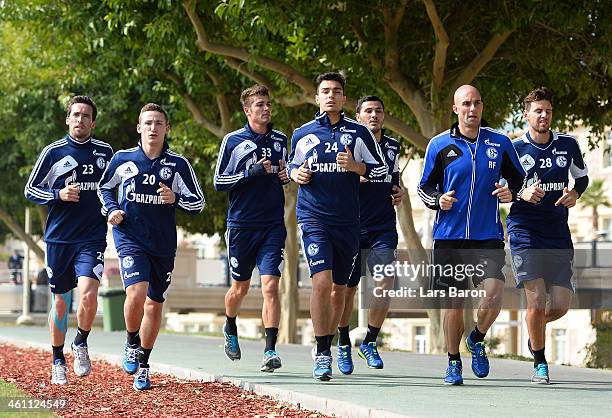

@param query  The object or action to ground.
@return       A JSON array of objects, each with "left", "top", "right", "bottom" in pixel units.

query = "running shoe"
[
  {"left": 313, "top": 350, "right": 333, "bottom": 381},
  {"left": 223, "top": 330, "right": 241, "bottom": 361},
  {"left": 122, "top": 342, "right": 140, "bottom": 375},
  {"left": 444, "top": 360, "right": 463, "bottom": 385},
  {"left": 71, "top": 342, "right": 91, "bottom": 377},
  {"left": 133, "top": 366, "right": 151, "bottom": 391},
  {"left": 337, "top": 344, "right": 354, "bottom": 375},
  {"left": 531, "top": 363, "right": 550, "bottom": 384},
  {"left": 51, "top": 359, "right": 68, "bottom": 385},
  {"left": 358, "top": 342, "right": 384, "bottom": 369},
  {"left": 466, "top": 333, "right": 489, "bottom": 378},
  {"left": 260, "top": 350, "right": 282, "bottom": 372}
]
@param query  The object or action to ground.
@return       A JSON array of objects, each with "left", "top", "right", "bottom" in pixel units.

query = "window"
[
  {"left": 414, "top": 326, "right": 427, "bottom": 354},
  {"left": 553, "top": 329, "right": 567, "bottom": 364}
]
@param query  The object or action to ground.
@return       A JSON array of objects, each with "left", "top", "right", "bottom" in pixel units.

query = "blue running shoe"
[
  {"left": 337, "top": 345, "right": 354, "bottom": 375},
  {"left": 358, "top": 342, "right": 383, "bottom": 369},
  {"left": 133, "top": 366, "right": 151, "bottom": 391},
  {"left": 122, "top": 342, "right": 140, "bottom": 375},
  {"left": 313, "top": 350, "right": 333, "bottom": 381},
  {"left": 260, "top": 350, "right": 282, "bottom": 372},
  {"left": 531, "top": 363, "right": 550, "bottom": 384},
  {"left": 444, "top": 360, "right": 463, "bottom": 385},
  {"left": 466, "top": 334, "right": 489, "bottom": 378},
  {"left": 223, "top": 330, "right": 241, "bottom": 361}
]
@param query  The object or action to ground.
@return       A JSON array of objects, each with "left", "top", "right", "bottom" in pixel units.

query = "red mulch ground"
[{"left": 0, "top": 344, "right": 329, "bottom": 417}]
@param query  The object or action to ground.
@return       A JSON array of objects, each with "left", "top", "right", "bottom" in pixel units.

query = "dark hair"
[
  {"left": 66, "top": 95, "right": 97, "bottom": 121},
  {"left": 139, "top": 103, "right": 168, "bottom": 123},
  {"left": 356, "top": 95, "right": 385, "bottom": 113},
  {"left": 524, "top": 87, "right": 553, "bottom": 111},
  {"left": 315, "top": 72, "right": 346, "bottom": 92},
  {"left": 240, "top": 84, "right": 269, "bottom": 107}
]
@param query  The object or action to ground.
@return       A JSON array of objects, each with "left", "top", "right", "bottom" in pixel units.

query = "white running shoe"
[
  {"left": 71, "top": 343, "right": 92, "bottom": 377},
  {"left": 51, "top": 360, "right": 68, "bottom": 385}
]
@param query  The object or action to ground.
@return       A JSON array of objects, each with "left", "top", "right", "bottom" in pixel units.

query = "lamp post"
[{"left": 16, "top": 207, "right": 34, "bottom": 325}]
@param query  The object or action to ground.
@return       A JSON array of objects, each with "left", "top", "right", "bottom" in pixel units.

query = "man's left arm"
[
  {"left": 556, "top": 137, "right": 589, "bottom": 208},
  {"left": 172, "top": 159, "right": 205, "bottom": 214},
  {"left": 353, "top": 127, "right": 387, "bottom": 180}
]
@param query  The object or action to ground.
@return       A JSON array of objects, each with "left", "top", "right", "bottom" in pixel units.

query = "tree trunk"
[
  {"left": 36, "top": 205, "right": 48, "bottom": 235},
  {"left": 0, "top": 206, "right": 44, "bottom": 262},
  {"left": 397, "top": 176, "right": 445, "bottom": 353},
  {"left": 278, "top": 183, "right": 299, "bottom": 344}
]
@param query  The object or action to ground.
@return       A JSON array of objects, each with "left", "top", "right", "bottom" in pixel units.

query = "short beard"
[{"left": 533, "top": 126, "right": 549, "bottom": 134}]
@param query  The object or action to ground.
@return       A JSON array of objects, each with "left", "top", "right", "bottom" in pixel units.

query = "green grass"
[{"left": 0, "top": 378, "right": 56, "bottom": 418}]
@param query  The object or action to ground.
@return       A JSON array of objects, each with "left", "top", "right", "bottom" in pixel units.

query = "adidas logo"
[
  {"left": 306, "top": 139, "right": 313, "bottom": 144},
  {"left": 446, "top": 150, "right": 457, "bottom": 157},
  {"left": 244, "top": 144, "right": 251, "bottom": 149},
  {"left": 63, "top": 161, "right": 72, "bottom": 167},
  {"left": 125, "top": 167, "right": 132, "bottom": 173}
]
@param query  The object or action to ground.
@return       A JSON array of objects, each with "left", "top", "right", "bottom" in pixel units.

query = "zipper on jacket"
[{"left": 465, "top": 139, "right": 478, "bottom": 239}]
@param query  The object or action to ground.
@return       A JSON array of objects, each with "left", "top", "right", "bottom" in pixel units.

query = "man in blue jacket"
[
  {"left": 25, "top": 95, "right": 113, "bottom": 385},
  {"left": 214, "top": 85, "right": 289, "bottom": 372},
  {"left": 418, "top": 85, "right": 526, "bottom": 385},
  {"left": 288, "top": 72, "right": 387, "bottom": 381},
  {"left": 98, "top": 103, "right": 204, "bottom": 391}
]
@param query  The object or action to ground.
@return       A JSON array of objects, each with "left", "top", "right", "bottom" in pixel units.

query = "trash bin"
[{"left": 99, "top": 288, "right": 126, "bottom": 332}]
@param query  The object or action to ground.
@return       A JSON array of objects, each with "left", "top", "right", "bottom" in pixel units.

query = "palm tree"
[{"left": 579, "top": 179, "right": 611, "bottom": 239}]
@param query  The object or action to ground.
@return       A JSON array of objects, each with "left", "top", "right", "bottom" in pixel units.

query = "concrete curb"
[{"left": 0, "top": 336, "right": 411, "bottom": 418}]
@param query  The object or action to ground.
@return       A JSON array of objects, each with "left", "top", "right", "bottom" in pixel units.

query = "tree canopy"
[{"left": 1, "top": 0, "right": 610, "bottom": 240}]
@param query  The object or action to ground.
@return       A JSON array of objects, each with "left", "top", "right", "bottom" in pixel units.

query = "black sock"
[
  {"left": 533, "top": 348, "right": 547, "bottom": 367},
  {"left": 327, "top": 334, "right": 335, "bottom": 348},
  {"left": 315, "top": 336, "right": 329, "bottom": 354},
  {"left": 127, "top": 330, "right": 140, "bottom": 346},
  {"left": 363, "top": 325, "right": 381, "bottom": 344},
  {"left": 264, "top": 327, "right": 278, "bottom": 352},
  {"left": 471, "top": 326, "right": 486, "bottom": 344},
  {"left": 225, "top": 315, "right": 237, "bottom": 335},
  {"left": 338, "top": 326, "right": 351, "bottom": 346},
  {"left": 52, "top": 345, "right": 65, "bottom": 363},
  {"left": 74, "top": 327, "right": 90, "bottom": 347},
  {"left": 448, "top": 352, "right": 461, "bottom": 362},
  {"left": 139, "top": 347, "right": 152, "bottom": 367}
]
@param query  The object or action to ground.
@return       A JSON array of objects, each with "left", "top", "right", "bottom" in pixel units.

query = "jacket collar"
[
  {"left": 315, "top": 111, "right": 345, "bottom": 126},
  {"left": 244, "top": 122, "right": 273, "bottom": 138}
]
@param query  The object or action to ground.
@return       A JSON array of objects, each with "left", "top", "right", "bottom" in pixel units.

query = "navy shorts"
[
  {"left": 118, "top": 246, "right": 175, "bottom": 303},
  {"left": 298, "top": 222, "right": 359, "bottom": 286},
  {"left": 225, "top": 224, "right": 286, "bottom": 281},
  {"left": 45, "top": 241, "right": 105, "bottom": 294},
  {"left": 347, "top": 229, "right": 398, "bottom": 288},
  {"left": 430, "top": 239, "right": 505, "bottom": 291},
  {"left": 509, "top": 229, "right": 574, "bottom": 291}
]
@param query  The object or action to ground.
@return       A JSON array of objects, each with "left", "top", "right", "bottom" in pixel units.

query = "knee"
[
  {"left": 80, "top": 290, "right": 98, "bottom": 308},
  {"left": 144, "top": 299, "right": 162, "bottom": 315},
  {"left": 527, "top": 294, "right": 547, "bottom": 312},
  {"left": 231, "top": 282, "right": 250, "bottom": 299},
  {"left": 548, "top": 308, "right": 568, "bottom": 321},
  {"left": 262, "top": 282, "right": 279, "bottom": 300}
]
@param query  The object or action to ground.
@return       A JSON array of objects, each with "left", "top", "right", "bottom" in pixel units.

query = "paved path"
[{"left": 1, "top": 326, "right": 610, "bottom": 417}]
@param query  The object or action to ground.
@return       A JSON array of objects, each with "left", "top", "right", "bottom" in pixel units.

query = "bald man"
[{"left": 418, "top": 85, "right": 526, "bottom": 385}]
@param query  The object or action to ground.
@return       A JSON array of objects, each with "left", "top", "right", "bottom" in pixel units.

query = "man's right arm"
[
  {"left": 417, "top": 140, "right": 444, "bottom": 209},
  {"left": 24, "top": 147, "right": 60, "bottom": 204},
  {"left": 213, "top": 135, "right": 268, "bottom": 191}
]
